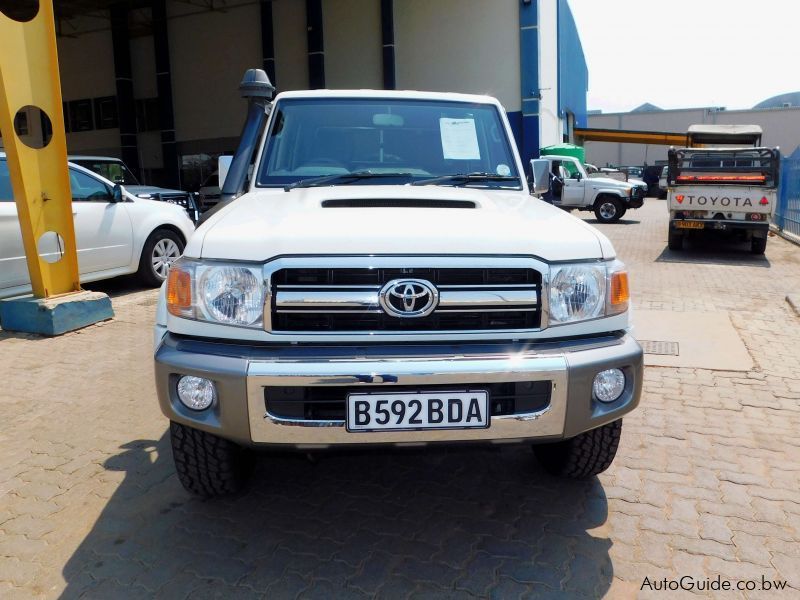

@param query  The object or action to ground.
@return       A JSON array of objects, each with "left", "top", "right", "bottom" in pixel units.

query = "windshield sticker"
[
  {"left": 440, "top": 118, "right": 481, "bottom": 160},
  {"left": 496, "top": 164, "right": 511, "bottom": 176}
]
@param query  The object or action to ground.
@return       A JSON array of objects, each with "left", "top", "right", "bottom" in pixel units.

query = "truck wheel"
[
  {"left": 170, "top": 421, "right": 254, "bottom": 497},
  {"left": 750, "top": 235, "right": 767, "bottom": 255},
  {"left": 668, "top": 229, "right": 683, "bottom": 251},
  {"left": 594, "top": 198, "right": 623, "bottom": 223},
  {"left": 138, "top": 228, "right": 184, "bottom": 286},
  {"left": 534, "top": 420, "right": 622, "bottom": 478}
]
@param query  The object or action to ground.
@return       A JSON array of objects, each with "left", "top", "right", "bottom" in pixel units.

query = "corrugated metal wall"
[{"left": 777, "top": 147, "right": 800, "bottom": 238}]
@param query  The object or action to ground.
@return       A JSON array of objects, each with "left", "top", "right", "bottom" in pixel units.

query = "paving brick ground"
[{"left": 1, "top": 199, "right": 799, "bottom": 599}]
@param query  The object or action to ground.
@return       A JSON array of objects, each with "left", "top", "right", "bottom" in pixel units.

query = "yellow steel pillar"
[{"left": 0, "top": 1, "right": 80, "bottom": 298}]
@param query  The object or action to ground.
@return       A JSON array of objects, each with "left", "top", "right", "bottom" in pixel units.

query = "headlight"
[
  {"left": 548, "top": 262, "right": 629, "bottom": 325},
  {"left": 549, "top": 265, "right": 605, "bottom": 323},
  {"left": 167, "top": 259, "right": 265, "bottom": 328}
]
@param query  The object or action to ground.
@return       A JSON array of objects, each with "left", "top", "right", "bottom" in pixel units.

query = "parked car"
[
  {"left": 658, "top": 165, "right": 669, "bottom": 198},
  {"left": 197, "top": 170, "right": 221, "bottom": 209},
  {"left": 582, "top": 164, "right": 648, "bottom": 199},
  {"left": 0, "top": 153, "right": 195, "bottom": 299},
  {"left": 621, "top": 166, "right": 643, "bottom": 178},
  {"left": 154, "top": 79, "right": 643, "bottom": 497},
  {"left": 69, "top": 155, "right": 201, "bottom": 222},
  {"left": 539, "top": 154, "right": 645, "bottom": 222}
]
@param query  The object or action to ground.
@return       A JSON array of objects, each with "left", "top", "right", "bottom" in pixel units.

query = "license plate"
[
  {"left": 675, "top": 221, "right": 705, "bottom": 229},
  {"left": 346, "top": 390, "right": 489, "bottom": 432}
]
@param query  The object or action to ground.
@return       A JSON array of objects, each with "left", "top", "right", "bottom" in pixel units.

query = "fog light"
[
  {"left": 593, "top": 368, "right": 625, "bottom": 403},
  {"left": 177, "top": 376, "right": 216, "bottom": 410}
]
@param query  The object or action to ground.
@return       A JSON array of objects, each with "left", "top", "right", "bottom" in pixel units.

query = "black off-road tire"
[
  {"left": 137, "top": 228, "right": 185, "bottom": 287},
  {"left": 170, "top": 421, "right": 254, "bottom": 497},
  {"left": 668, "top": 229, "right": 683, "bottom": 251},
  {"left": 750, "top": 235, "right": 767, "bottom": 255},
  {"left": 534, "top": 420, "right": 622, "bottom": 478},
  {"left": 593, "top": 197, "right": 624, "bottom": 223}
]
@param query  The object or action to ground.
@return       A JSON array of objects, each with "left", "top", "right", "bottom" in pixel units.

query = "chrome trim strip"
[
  {"left": 274, "top": 289, "right": 538, "bottom": 311},
  {"left": 247, "top": 354, "right": 566, "bottom": 385},
  {"left": 277, "top": 284, "right": 382, "bottom": 289},
  {"left": 276, "top": 290, "right": 379, "bottom": 309},
  {"left": 277, "top": 283, "right": 539, "bottom": 290},
  {"left": 277, "top": 309, "right": 385, "bottom": 314},
  {"left": 437, "top": 284, "right": 539, "bottom": 289},
  {"left": 438, "top": 289, "right": 538, "bottom": 308},
  {"left": 262, "top": 404, "right": 551, "bottom": 428}
]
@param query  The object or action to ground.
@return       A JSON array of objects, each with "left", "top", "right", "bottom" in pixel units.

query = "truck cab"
[
  {"left": 667, "top": 125, "right": 779, "bottom": 254},
  {"left": 539, "top": 154, "right": 645, "bottom": 223}
]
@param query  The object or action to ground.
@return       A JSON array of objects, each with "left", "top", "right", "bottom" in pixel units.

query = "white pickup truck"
[
  {"left": 153, "top": 70, "right": 643, "bottom": 497},
  {"left": 539, "top": 155, "right": 645, "bottom": 223},
  {"left": 667, "top": 125, "right": 779, "bottom": 254}
]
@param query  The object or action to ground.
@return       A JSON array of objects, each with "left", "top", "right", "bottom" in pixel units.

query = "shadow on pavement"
[
  {"left": 589, "top": 219, "right": 641, "bottom": 225},
  {"left": 82, "top": 275, "right": 156, "bottom": 299},
  {"left": 61, "top": 433, "right": 614, "bottom": 598},
  {"left": 655, "top": 233, "right": 772, "bottom": 267}
]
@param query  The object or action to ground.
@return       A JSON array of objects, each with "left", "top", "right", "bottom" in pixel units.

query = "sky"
[{"left": 568, "top": 0, "right": 800, "bottom": 113}]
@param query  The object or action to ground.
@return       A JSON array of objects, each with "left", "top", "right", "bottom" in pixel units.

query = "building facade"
[
  {"left": 2, "top": 0, "right": 588, "bottom": 189},
  {"left": 586, "top": 103, "right": 800, "bottom": 168}
]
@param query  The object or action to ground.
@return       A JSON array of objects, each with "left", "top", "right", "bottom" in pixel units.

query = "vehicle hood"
[
  {"left": 187, "top": 186, "right": 613, "bottom": 262},
  {"left": 127, "top": 185, "right": 189, "bottom": 197},
  {"left": 587, "top": 176, "right": 634, "bottom": 189}
]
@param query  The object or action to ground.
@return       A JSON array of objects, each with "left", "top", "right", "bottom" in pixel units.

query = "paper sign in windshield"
[{"left": 440, "top": 118, "right": 481, "bottom": 160}]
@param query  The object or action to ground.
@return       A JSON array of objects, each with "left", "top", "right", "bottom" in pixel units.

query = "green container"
[{"left": 539, "top": 143, "right": 585, "bottom": 177}]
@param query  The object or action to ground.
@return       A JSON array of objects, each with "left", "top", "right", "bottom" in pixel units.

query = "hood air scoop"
[{"left": 321, "top": 198, "right": 476, "bottom": 209}]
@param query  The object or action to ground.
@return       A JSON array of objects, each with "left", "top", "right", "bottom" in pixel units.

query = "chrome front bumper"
[{"left": 155, "top": 333, "right": 643, "bottom": 448}]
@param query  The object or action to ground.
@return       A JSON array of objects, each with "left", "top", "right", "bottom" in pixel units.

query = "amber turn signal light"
[
  {"left": 167, "top": 268, "right": 192, "bottom": 316},
  {"left": 610, "top": 271, "right": 629, "bottom": 306}
]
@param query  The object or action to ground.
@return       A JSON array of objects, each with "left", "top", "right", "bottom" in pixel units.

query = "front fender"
[{"left": 592, "top": 187, "right": 628, "bottom": 199}]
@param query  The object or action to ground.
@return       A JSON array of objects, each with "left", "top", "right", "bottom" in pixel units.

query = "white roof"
[
  {"left": 274, "top": 88, "right": 502, "bottom": 106},
  {"left": 67, "top": 155, "right": 121, "bottom": 161},
  {"left": 687, "top": 124, "right": 763, "bottom": 136}
]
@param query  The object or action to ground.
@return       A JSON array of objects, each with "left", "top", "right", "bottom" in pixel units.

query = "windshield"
[
  {"left": 256, "top": 98, "right": 522, "bottom": 189},
  {"left": 72, "top": 159, "right": 140, "bottom": 186}
]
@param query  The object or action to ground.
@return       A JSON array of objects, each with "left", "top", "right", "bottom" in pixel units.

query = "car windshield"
[
  {"left": 72, "top": 159, "right": 140, "bottom": 186},
  {"left": 256, "top": 98, "right": 522, "bottom": 189}
]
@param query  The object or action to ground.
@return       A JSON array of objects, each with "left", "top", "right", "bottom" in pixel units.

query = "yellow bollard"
[{"left": 0, "top": 1, "right": 80, "bottom": 298}]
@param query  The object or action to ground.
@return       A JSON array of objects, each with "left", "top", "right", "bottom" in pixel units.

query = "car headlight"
[
  {"left": 167, "top": 259, "right": 265, "bottom": 328},
  {"left": 548, "top": 262, "right": 629, "bottom": 325}
]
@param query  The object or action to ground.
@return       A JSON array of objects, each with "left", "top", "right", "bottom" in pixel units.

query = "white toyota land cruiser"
[{"left": 154, "top": 70, "right": 643, "bottom": 497}]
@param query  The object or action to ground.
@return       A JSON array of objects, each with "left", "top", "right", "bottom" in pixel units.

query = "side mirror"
[
  {"left": 574, "top": 172, "right": 582, "bottom": 181},
  {"left": 218, "top": 155, "right": 233, "bottom": 189},
  {"left": 530, "top": 159, "right": 551, "bottom": 195},
  {"left": 112, "top": 184, "right": 126, "bottom": 203}
]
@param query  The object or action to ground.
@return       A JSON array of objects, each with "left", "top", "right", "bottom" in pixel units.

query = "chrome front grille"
[{"left": 267, "top": 265, "right": 542, "bottom": 332}]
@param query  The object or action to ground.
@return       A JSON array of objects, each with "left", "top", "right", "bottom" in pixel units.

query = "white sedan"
[{"left": 0, "top": 154, "right": 195, "bottom": 299}]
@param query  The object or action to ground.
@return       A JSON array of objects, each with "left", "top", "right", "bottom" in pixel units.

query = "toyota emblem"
[{"left": 379, "top": 279, "right": 439, "bottom": 318}]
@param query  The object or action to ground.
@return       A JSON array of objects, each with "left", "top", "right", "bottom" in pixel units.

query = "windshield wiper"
[
  {"left": 411, "top": 172, "right": 520, "bottom": 187},
  {"left": 284, "top": 171, "right": 413, "bottom": 191}
]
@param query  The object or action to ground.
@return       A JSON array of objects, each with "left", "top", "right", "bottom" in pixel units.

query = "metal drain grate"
[{"left": 640, "top": 340, "right": 680, "bottom": 356}]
